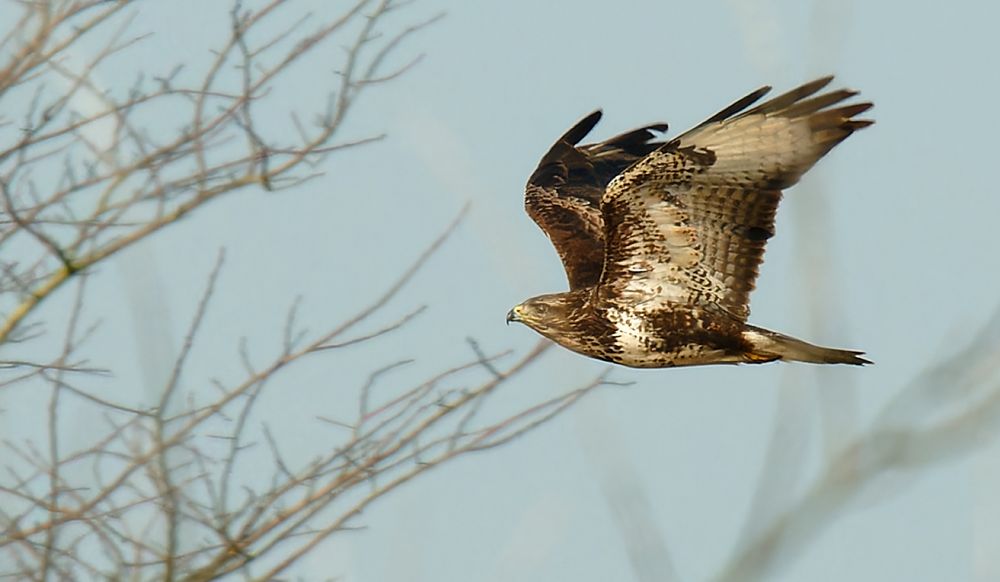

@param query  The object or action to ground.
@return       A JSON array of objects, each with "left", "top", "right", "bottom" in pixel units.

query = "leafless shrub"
[{"left": 0, "top": 2, "right": 611, "bottom": 579}]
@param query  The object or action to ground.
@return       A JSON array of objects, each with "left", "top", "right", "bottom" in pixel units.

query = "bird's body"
[{"left": 508, "top": 76, "right": 872, "bottom": 368}]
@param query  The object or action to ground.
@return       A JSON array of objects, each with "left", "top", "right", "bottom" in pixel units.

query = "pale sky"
[{"left": 4, "top": 0, "right": 1000, "bottom": 580}]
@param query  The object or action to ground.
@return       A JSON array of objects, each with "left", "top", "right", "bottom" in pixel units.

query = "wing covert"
[{"left": 599, "top": 77, "right": 872, "bottom": 319}]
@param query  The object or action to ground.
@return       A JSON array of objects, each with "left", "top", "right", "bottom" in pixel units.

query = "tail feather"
[{"left": 742, "top": 326, "right": 871, "bottom": 366}]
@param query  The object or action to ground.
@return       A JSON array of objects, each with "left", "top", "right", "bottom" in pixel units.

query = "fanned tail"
[{"left": 742, "top": 325, "right": 871, "bottom": 366}]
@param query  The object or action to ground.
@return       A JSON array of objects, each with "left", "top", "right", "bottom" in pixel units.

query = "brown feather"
[{"left": 525, "top": 111, "right": 669, "bottom": 289}]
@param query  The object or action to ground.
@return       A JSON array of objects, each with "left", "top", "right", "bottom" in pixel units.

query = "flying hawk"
[{"left": 507, "top": 76, "right": 872, "bottom": 368}]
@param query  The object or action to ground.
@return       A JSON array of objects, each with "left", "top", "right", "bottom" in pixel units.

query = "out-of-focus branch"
[
  {"left": 715, "top": 305, "right": 1000, "bottom": 582},
  {"left": 575, "top": 392, "right": 679, "bottom": 582}
]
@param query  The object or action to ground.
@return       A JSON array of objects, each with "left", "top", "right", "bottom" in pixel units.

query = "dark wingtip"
[
  {"left": 529, "top": 111, "right": 604, "bottom": 187},
  {"left": 560, "top": 110, "right": 603, "bottom": 145},
  {"left": 699, "top": 84, "right": 773, "bottom": 126},
  {"left": 746, "top": 76, "right": 839, "bottom": 116}
]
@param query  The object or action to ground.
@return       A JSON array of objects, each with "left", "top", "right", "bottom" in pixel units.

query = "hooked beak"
[{"left": 506, "top": 307, "right": 520, "bottom": 326}]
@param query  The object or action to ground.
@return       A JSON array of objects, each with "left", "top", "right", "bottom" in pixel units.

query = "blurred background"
[{"left": 3, "top": 1, "right": 999, "bottom": 580}]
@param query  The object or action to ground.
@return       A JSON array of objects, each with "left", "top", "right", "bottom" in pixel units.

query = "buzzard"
[{"left": 507, "top": 76, "right": 872, "bottom": 368}]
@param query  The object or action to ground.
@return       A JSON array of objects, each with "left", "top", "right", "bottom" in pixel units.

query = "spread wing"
[
  {"left": 526, "top": 111, "right": 669, "bottom": 289},
  {"left": 599, "top": 76, "right": 873, "bottom": 320}
]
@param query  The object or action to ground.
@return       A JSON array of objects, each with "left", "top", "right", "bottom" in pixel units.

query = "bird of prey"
[{"left": 506, "top": 76, "right": 872, "bottom": 368}]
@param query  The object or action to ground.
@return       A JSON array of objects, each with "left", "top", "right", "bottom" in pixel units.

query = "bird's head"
[{"left": 506, "top": 293, "right": 576, "bottom": 335}]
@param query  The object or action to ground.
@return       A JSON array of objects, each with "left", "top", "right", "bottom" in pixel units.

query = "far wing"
[
  {"left": 526, "top": 111, "right": 668, "bottom": 289},
  {"left": 599, "top": 76, "right": 873, "bottom": 319}
]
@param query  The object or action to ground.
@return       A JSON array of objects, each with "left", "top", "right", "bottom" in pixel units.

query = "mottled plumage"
[{"left": 508, "top": 76, "right": 872, "bottom": 368}]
